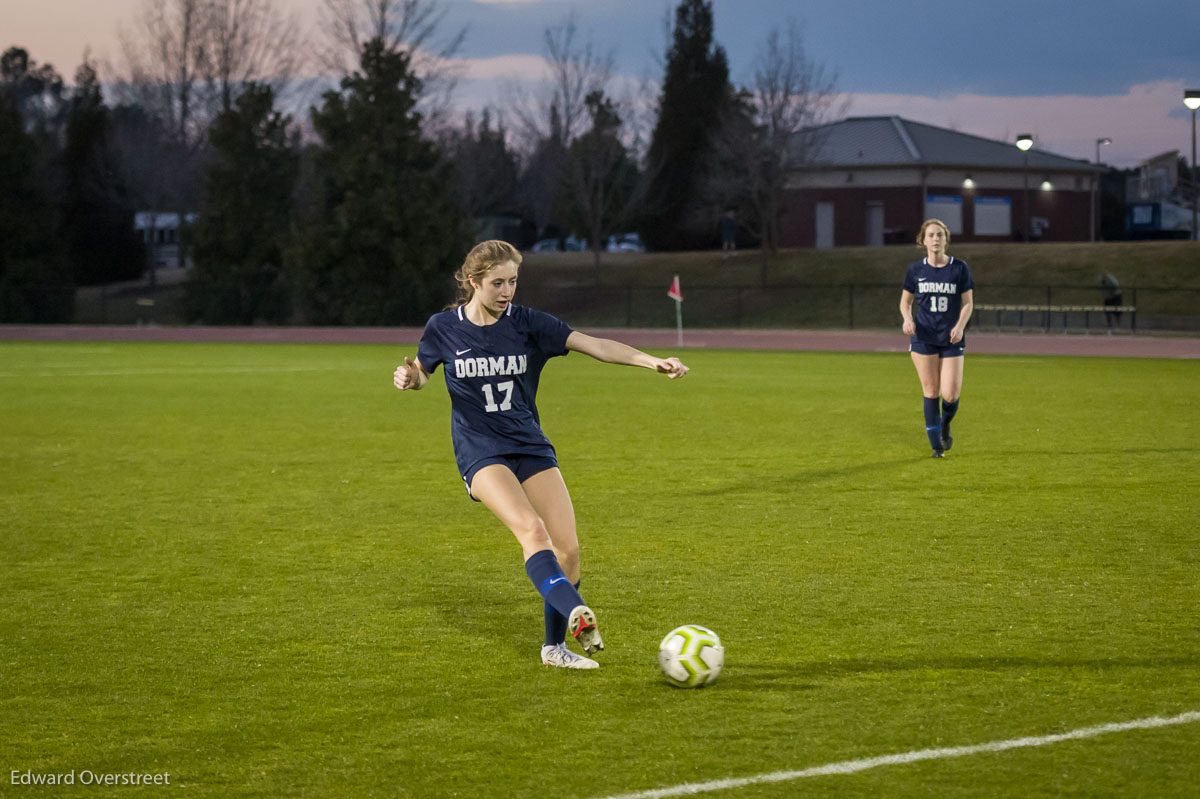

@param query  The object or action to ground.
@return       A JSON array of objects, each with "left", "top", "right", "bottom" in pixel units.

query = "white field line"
[
  {"left": 593, "top": 710, "right": 1200, "bottom": 799},
  {"left": 0, "top": 366, "right": 338, "bottom": 378}
]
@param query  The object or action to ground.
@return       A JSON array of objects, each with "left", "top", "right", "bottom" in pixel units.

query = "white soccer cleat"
[
  {"left": 568, "top": 605, "right": 604, "bottom": 655},
  {"left": 541, "top": 643, "right": 599, "bottom": 670}
]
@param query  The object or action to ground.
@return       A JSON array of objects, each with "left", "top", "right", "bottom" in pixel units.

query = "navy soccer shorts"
[
  {"left": 910, "top": 339, "right": 965, "bottom": 357},
  {"left": 463, "top": 454, "right": 559, "bottom": 501}
]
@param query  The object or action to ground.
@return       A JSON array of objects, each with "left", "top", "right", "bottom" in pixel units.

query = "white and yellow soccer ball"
[{"left": 658, "top": 625, "right": 724, "bottom": 688}]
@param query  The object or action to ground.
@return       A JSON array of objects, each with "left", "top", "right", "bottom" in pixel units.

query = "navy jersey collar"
[{"left": 456, "top": 303, "right": 514, "bottom": 325}]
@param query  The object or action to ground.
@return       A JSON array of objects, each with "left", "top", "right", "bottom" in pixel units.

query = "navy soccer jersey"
[
  {"left": 416, "top": 303, "right": 573, "bottom": 478},
  {"left": 902, "top": 256, "right": 975, "bottom": 346}
]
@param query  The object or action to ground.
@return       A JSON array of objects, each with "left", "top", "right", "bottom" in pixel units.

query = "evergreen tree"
[
  {"left": 0, "top": 50, "right": 71, "bottom": 321},
  {"left": 60, "top": 59, "right": 145, "bottom": 286},
  {"left": 445, "top": 110, "right": 520, "bottom": 218},
  {"left": 518, "top": 105, "right": 568, "bottom": 240},
  {"left": 291, "top": 38, "right": 470, "bottom": 325},
  {"left": 1, "top": 46, "right": 67, "bottom": 142},
  {"left": 186, "top": 83, "right": 298, "bottom": 323},
  {"left": 641, "top": 0, "right": 731, "bottom": 251}
]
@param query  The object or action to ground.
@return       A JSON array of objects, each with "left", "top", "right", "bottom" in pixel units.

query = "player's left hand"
[
  {"left": 656, "top": 357, "right": 689, "bottom": 379},
  {"left": 949, "top": 326, "right": 963, "bottom": 344}
]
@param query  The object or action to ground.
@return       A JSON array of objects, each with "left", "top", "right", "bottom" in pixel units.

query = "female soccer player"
[
  {"left": 393, "top": 240, "right": 689, "bottom": 669},
  {"left": 899, "top": 218, "right": 974, "bottom": 458}
]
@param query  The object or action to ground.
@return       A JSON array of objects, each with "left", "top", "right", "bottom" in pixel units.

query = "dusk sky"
[{"left": 8, "top": 0, "right": 1200, "bottom": 168}]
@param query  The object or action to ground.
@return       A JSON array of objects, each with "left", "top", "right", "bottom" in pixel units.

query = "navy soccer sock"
[
  {"left": 941, "top": 398, "right": 959, "bottom": 437},
  {"left": 923, "top": 396, "right": 943, "bottom": 450},
  {"left": 525, "top": 549, "right": 586, "bottom": 622},
  {"left": 543, "top": 580, "right": 579, "bottom": 646}
]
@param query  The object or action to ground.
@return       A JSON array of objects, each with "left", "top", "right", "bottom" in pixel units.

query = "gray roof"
[{"left": 798, "top": 116, "right": 1097, "bottom": 172}]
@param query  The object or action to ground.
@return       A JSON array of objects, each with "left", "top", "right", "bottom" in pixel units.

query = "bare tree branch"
[
  {"left": 317, "top": 0, "right": 466, "bottom": 129},
  {"left": 113, "top": 0, "right": 209, "bottom": 146},
  {"left": 505, "top": 12, "right": 614, "bottom": 154},
  {"left": 562, "top": 91, "right": 640, "bottom": 266},
  {"left": 612, "top": 69, "right": 658, "bottom": 167},
  {"left": 108, "top": 0, "right": 311, "bottom": 217},
  {"left": 106, "top": 0, "right": 314, "bottom": 293},
  {"left": 705, "top": 20, "right": 845, "bottom": 277},
  {"left": 503, "top": 13, "right": 617, "bottom": 241},
  {"left": 205, "top": 0, "right": 308, "bottom": 113}
]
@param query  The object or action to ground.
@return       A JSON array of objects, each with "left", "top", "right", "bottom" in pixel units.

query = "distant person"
[
  {"left": 1097, "top": 273, "right": 1122, "bottom": 332},
  {"left": 720, "top": 208, "right": 737, "bottom": 258},
  {"left": 899, "top": 219, "right": 975, "bottom": 458},
  {"left": 393, "top": 240, "right": 690, "bottom": 669}
]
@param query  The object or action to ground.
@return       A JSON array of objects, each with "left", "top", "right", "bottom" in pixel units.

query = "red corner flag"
[{"left": 667, "top": 274, "right": 683, "bottom": 302}]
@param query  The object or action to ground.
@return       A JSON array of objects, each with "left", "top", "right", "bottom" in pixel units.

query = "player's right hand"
[
  {"left": 655, "top": 357, "right": 689, "bottom": 379},
  {"left": 394, "top": 357, "right": 418, "bottom": 390},
  {"left": 902, "top": 319, "right": 915, "bottom": 336}
]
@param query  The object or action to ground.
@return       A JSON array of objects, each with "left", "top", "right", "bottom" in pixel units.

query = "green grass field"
[{"left": 2, "top": 341, "right": 1198, "bottom": 798}]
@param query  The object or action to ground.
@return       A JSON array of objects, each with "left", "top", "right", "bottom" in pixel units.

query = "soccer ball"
[{"left": 658, "top": 625, "right": 724, "bottom": 688}]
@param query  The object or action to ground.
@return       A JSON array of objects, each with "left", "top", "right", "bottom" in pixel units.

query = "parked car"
[
  {"left": 606, "top": 232, "right": 646, "bottom": 253},
  {"left": 528, "top": 235, "right": 588, "bottom": 253}
]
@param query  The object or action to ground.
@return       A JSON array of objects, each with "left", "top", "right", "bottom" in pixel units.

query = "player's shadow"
[
  {"left": 689, "top": 447, "right": 1200, "bottom": 498},
  {"left": 410, "top": 587, "right": 549, "bottom": 660},
  {"left": 973, "top": 447, "right": 1199, "bottom": 457},
  {"left": 721, "top": 654, "right": 1200, "bottom": 692},
  {"left": 692, "top": 457, "right": 916, "bottom": 497}
]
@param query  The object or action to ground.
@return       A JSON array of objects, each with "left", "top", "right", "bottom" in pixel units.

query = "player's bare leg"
[
  {"left": 939, "top": 355, "right": 964, "bottom": 402},
  {"left": 521, "top": 467, "right": 579, "bottom": 582},
  {"left": 469, "top": 464, "right": 553, "bottom": 558},
  {"left": 910, "top": 351, "right": 942, "bottom": 397}
]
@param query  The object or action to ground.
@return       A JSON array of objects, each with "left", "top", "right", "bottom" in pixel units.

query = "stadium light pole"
[
  {"left": 1016, "top": 134, "right": 1034, "bottom": 242},
  {"left": 1185, "top": 91, "right": 1200, "bottom": 241},
  {"left": 1092, "top": 137, "right": 1111, "bottom": 242}
]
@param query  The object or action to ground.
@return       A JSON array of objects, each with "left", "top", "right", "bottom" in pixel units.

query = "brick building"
[{"left": 781, "top": 117, "right": 1102, "bottom": 248}]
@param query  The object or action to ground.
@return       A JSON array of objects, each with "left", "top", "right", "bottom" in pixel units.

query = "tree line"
[{"left": 0, "top": 0, "right": 840, "bottom": 325}]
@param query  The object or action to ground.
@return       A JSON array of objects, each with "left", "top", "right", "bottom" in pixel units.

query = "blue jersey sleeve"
[
  {"left": 416, "top": 313, "right": 446, "bottom": 374},
  {"left": 525, "top": 308, "right": 573, "bottom": 357},
  {"left": 902, "top": 264, "right": 919, "bottom": 293}
]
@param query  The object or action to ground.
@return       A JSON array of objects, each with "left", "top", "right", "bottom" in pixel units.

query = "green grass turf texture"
[{"left": 1, "top": 341, "right": 1197, "bottom": 798}]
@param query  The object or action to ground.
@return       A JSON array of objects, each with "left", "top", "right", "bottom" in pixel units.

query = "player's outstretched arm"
[
  {"left": 394, "top": 356, "right": 430, "bottom": 391},
  {"left": 566, "top": 331, "right": 689, "bottom": 379}
]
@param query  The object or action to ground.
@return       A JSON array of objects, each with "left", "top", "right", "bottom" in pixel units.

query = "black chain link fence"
[{"left": 67, "top": 279, "right": 1200, "bottom": 333}]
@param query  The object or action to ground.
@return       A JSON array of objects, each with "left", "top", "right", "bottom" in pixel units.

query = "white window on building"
[
  {"left": 974, "top": 196, "right": 1012, "bottom": 237},
  {"left": 924, "top": 195, "right": 963, "bottom": 234}
]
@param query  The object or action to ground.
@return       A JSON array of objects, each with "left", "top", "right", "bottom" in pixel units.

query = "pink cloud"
[
  {"left": 845, "top": 80, "right": 1195, "bottom": 168},
  {"left": 453, "top": 53, "right": 554, "bottom": 82}
]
